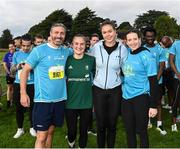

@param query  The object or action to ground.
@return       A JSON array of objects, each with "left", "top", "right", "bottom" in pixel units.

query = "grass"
[{"left": 0, "top": 52, "right": 180, "bottom": 148}]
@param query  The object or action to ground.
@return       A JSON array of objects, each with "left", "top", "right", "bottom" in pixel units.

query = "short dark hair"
[
  {"left": 90, "top": 33, "right": 100, "bottom": 39},
  {"left": 13, "top": 36, "right": 21, "bottom": 41},
  {"left": 143, "top": 27, "right": 157, "bottom": 37},
  {"left": 34, "top": 34, "right": 44, "bottom": 39},
  {"left": 21, "top": 34, "right": 32, "bottom": 42},
  {"left": 8, "top": 40, "right": 15, "bottom": 45},
  {"left": 100, "top": 19, "right": 116, "bottom": 31}
]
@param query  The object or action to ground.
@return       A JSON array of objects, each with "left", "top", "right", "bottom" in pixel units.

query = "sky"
[{"left": 0, "top": 0, "right": 180, "bottom": 37}]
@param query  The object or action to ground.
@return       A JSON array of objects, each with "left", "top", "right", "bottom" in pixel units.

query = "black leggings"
[
  {"left": 13, "top": 83, "right": 34, "bottom": 128},
  {"left": 172, "top": 79, "right": 180, "bottom": 117},
  {"left": 121, "top": 94, "right": 149, "bottom": 148},
  {"left": 93, "top": 85, "right": 122, "bottom": 148},
  {"left": 65, "top": 108, "right": 92, "bottom": 148}
]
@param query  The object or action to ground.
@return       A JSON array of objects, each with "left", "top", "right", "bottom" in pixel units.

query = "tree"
[
  {"left": 71, "top": 7, "right": 104, "bottom": 39},
  {"left": 28, "top": 9, "right": 72, "bottom": 39},
  {"left": 0, "top": 29, "right": 13, "bottom": 48},
  {"left": 134, "top": 10, "right": 169, "bottom": 32},
  {"left": 117, "top": 22, "right": 132, "bottom": 32},
  {"left": 154, "top": 15, "right": 179, "bottom": 41}
]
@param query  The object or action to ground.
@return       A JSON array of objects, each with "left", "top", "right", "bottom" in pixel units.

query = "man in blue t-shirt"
[
  {"left": 143, "top": 27, "right": 167, "bottom": 135},
  {"left": 169, "top": 39, "right": 180, "bottom": 132},
  {"left": 11, "top": 34, "right": 36, "bottom": 139},
  {"left": 20, "top": 23, "right": 72, "bottom": 148},
  {"left": 3, "top": 41, "right": 15, "bottom": 108}
]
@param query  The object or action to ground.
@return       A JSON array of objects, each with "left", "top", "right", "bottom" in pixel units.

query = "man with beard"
[{"left": 20, "top": 23, "right": 72, "bottom": 148}]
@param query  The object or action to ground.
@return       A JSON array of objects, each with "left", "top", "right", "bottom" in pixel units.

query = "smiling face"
[
  {"left": 50, "top": 26, "right": 66, "bottom": 47},
  {"left": 101, "top": 24, "right": 116, "bottom": 45},
  {"left": 126, "top": 32, "right": 141, "bottom": 51},
  {"left": 72, "top": 36, "right": 86, "bottom": 57}
]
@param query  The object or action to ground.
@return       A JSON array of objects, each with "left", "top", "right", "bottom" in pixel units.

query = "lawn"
[{"left": 0, "top": 52, "right": 180, "bottom": 148}]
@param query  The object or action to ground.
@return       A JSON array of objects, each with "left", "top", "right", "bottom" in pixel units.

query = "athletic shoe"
[
  {"left": 13, "top": 128, "right": 24, "bottom": 138},
  {"left": 162, "top": 104, "right": 171, "bottom": 109},
  {"left": 148, "top": 123, "right": 153, "bottom": 129},
  {"left": 68, "top": 140, "right": 75, "bottom": 148},
  {"left": 176, "top": 115, "right": 180, "bottom": 122},
  {"left": 156, "top": 126, "right": 167, "bottom": 135},
  {"left": 88, "top": 128, "right": 97, "bottom": 136},
  {"left": 29, "top": 128, "right": 36, "bottom": 137},
  {"left": 65, "top": 134, "right": 68, "bottom": 139},
  {"left": 169, "top": 109, "right": 172, "bottom": 113},
  {"left": 171, "top": 124, "right": 178, "bottom": 132}
]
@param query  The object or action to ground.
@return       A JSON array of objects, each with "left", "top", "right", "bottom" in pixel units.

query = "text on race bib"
[{"left": 48, "top": 66, "right": 64, "bottom": 80}]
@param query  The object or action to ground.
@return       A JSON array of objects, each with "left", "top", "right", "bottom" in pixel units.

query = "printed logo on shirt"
[
  {"left": 85, "top": 65, "right": 89, "bottom": 70},
  {"left": 48, "top": 65, "right": 64, "bottom": 80},
  {"left": 68, "top": 65, "right": 73, "bottom": 69},
  {"left": 85, "top": 74, "right": 89, "bottom": 78},
  {"left": 123, "top": 64, "right": 135, "bottom": 77}
]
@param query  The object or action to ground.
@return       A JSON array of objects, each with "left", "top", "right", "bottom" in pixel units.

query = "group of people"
[{"left": 2, "top": 19, "right": 180, "bottom": 148}]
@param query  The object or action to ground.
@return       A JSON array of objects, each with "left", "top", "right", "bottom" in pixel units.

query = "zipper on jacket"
[
  {"left": 104, "top": 55, "right": 110, "bottom": 89},
  {"left": 100, "top": 46, "right": 104, "bottom": 64}
]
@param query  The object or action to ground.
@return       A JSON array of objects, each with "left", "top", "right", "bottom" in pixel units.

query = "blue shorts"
[{"left": 33, "top": 100, "right": 65, "bottom": 131}]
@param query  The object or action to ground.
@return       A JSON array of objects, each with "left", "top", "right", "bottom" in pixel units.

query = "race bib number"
[
  {"left": 48, "top": 66, "right": 64, "bottom": 80},
  {"left": 18, "top": 70, "right": 30, "bottom": 80}
]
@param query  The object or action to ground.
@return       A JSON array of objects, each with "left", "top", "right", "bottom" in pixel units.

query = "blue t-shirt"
[
  {"left": 144, "top": 44, "right": 166, "bottom": 84},
  {"left": 3, "top": 52, "right": 14, "bottom": 76},
  {"left": 169, "top": 40, "right": 180, "bottom": 79},
  {"left": 13, "top": 50, "right": 34, "bottom": 84},
  {"left": 26, "top": 43, "right": 73, "bottom": 103},
  {"left": 122, "top": 49, "right": 157, "bottom": 100}
]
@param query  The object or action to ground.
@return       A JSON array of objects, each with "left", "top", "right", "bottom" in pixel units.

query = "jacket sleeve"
[{"left": 148, "top": 75, "right": 159, "bottom": 108}]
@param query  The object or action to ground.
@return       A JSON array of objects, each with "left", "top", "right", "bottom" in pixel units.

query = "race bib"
[
  {"left": 18, "top": 69, "right": 30, "bottom": 80},
  {"left": 48, "top": 66, "right": 64, "bottom": 80}
]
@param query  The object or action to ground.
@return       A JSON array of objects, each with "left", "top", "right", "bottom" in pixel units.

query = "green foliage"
[
  {"left": 117, "top": 22, "right": 132, "bottom": 32},
  {"left": 0, "top": 29, "right": 13, "bottom": 48},
  {"left": 134, "top": 10, "right": 169, "bottom": 32},
  {"left": 154, "top": 15, "right": 179, "bottom": 41},
  {"left": 71, "top": 7, "right": 104, "bottom": 40},
  {"left": 28, "top": 9, "right": 72, "bottom": 39}
]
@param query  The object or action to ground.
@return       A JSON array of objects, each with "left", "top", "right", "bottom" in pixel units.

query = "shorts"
[
  {"left": 6, "top": 76, "right": 15, "bottom": 84},
  {"left": 33, "top": 100, "right": 65, "bottom": 131}
]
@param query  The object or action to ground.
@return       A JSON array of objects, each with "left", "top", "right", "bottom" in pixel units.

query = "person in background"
[
  {"left": 87, "top": 33, "right": 100, "bottom": 136},
  {"left": 3, "top": 41, "right": 16, "bottom": 108},
  {"left": 13, "top": 36, "right": 22, "bottom": 51},
  {"left": 11, "top": 34, "right": 36, "bottom": 139},
  {"left": 90, "top": 19, "right": 128, "bottom": 148},
  {"left": 143, "top": 27, "right": 167, "bottom": 135},
  {"left": 169, "top": 38, "right": 180, "bottom": 132},
  {"left": 122, "top": 29, "right": 158, "bottom": 148},
  {"left": 160, "top": 36, "right": 175, "bottom": 113},
  {"left": 33, "top": 34, "right": 44, "bottom": 47}
]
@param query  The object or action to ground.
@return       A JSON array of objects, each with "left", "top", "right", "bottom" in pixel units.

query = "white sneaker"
[
  {"left": 148, "top": 123, "right": 153, "bottom": 129},
  {"left": 171, "top": 124, "right": 178, "bottom": 132},
  {"left": 13, "top": 128, "right": 24, "bottom": 138},
  {"left": 29, "top": 128, "right": 36, "bottom": 137},
  {"left": 156, "top": 126, "right": 167, "bottom": 135},
  {"left": 163, "top": 104, "right": 171, "bottom": 109}
]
